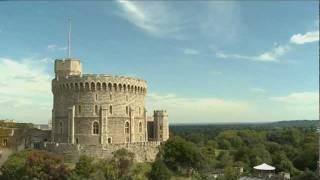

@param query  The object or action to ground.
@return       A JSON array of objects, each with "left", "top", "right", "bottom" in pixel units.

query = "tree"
[
  {"left": 0, "top": 150, "right": 29, "bottom": 180},
  {"left": 149, "top": 160, "right": 172, "bottom": 180},
  {"left": 162, "top": 136, "right": 205, "bottom": 175},
  {"left": 73, "top": 155, "right": 95, "bottom": 179},
  {"left": 0, "top": 150, "right": 70, "bottom": 180},
  {"left": 112, "top": 148, "right": 135, "bottom": 177},
  {"left": 292, "top": 169, "right": 318, "bottom": 180}
]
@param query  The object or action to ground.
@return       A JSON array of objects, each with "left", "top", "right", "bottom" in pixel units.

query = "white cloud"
[
  {"left": 216, "top": 45, "right": 290, "bottom": 62},
  {"left": 146, "top": 91, "right": 318, "bottom": 123},
  {"left": 116, "top": 0, "right": 181, "bottom": 37},
  {"left": 290, "top": 31, "right": 319, "bottom": 44},
  {"left": 0, "top": 58, "right": 52, "bottom": 123},
  {"left": 268, "top": 91, "right": 319, "bottom": 120},
  {"left": 270, "top": 91, "right": 318, "bottom": 104},
  {"left": 47, "top": 44, "right": 67, "bottom": 51},
  {"left": 250, "top": 88, "right": 266, "bottom": 93},
  {"left": 201, "top": 1, "right": 244, "bottom": 42},
  {"left": 182, "top": 48, "right": 200, "bottom": 55},
  {"left": 147, "top": 92, "right": 254, "bottom": 123}
]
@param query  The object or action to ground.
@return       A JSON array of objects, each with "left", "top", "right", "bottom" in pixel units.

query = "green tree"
[
  {"left": 162, "top": 136, "right": 205, "bottom": 175},
  {"left": 0, "top": 150, "right": 30, "bottom": 180},
  {"left": 149, "top": 160, "right": 172, "bottom": 180},
  {"left": 73, "top": 155, "right": 95, "bottom": 179},
  {"left": 292, "top": 169, "right": 318, "bottom": 180},
  {"left": 112, "top": 148, "right": 135, "bottom": 177},
  {"left": 1, "top": 150, "right": 70, "bottom": 180}
]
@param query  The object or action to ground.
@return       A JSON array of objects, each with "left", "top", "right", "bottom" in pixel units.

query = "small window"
[
  {"left": 60, "top": 122, "right": 63, "bottom": 134},
  {"left": 96, "top": 94, "right": 98, "bottom": 101},
  {"left": 95, "top": 105, "right": 98, "bottom": 114},
  {"left": 78, "top": 105, "right": 81, "bottom": 113},
  {"left": 93, "top": 122, "right": 99, "bottom": 134},
  {"left": 109, "top": 105, "right": 113, "bottom": 114},
  {"left": 3, "top": 139, "right": 7, "bottom": 147},
  {"left": 108, "top": 138, "right": 112, "bottom": 144},
  {"left": 126, "top": 106, "right": 129, "bottom": 115},
  {"left": 125, "top": 122, "right": 129, "bottom": 134},
  {"left": 160, "top": 125, "right": 162, "bottom": 130},
  {"left": 76, "top": 138, "right": 79, "bottom": 144},
  {"left": 160, "top": 134, "right": 162, "bottom": 138},
  {"left": 139, "top": 122, "right": 142, "bottom": 133}
]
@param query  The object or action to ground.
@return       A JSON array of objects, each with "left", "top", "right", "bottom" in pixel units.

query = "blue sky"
[{"left": 0, "top": 1, "right": 318, "bottom": 124}]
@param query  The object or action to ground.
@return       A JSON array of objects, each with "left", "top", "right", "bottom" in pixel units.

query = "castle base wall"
[{"left": 43, "top": 141, "right": 160, "bottom": 162}]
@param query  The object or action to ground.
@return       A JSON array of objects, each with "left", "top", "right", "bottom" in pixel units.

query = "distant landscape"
[
  {"left": 1, "top": 119, "right": 318, "bottom": 180},
  {"left": 170, "top": 120, "right": 319, "bottom": 128}
]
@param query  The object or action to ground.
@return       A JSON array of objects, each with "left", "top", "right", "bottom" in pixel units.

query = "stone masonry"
[{"left": 48, "top": 58, "right": 169, "bottom": 162}]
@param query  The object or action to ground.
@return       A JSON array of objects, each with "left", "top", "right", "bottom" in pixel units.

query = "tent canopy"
[{"left": 253, "top": 163, "right": 275, "bottom": 171}]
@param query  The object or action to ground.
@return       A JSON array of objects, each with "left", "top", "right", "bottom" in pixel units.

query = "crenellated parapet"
[{"left": 52, "top": 75, "right": 147, "bottom": 95}]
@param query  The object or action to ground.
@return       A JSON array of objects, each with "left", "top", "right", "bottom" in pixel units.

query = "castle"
[{"left": 46, "top": 58, "right": 169, "bottom": 161}]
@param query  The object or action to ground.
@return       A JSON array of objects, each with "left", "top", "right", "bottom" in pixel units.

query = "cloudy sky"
[{"left": 0, "top": 1, "right": 318, "bottom": 124}]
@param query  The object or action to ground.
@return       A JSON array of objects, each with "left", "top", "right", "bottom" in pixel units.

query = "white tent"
[{"left": 253, "top": 163, "right": 275, "bottom": 171}]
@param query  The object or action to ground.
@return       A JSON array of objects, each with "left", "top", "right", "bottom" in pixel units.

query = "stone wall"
[
  {"left": 44, "top": 141, "right": 160, "bottom": 162},
  {"left": 52, "top": 59, "right": 148, "bottom": 145}
]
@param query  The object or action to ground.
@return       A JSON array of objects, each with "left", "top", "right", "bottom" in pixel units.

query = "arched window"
[
  {"left": 91, "top": 82, "right": 95, "bottom": 91},
  {"left": 97, "top": 82, "right": 101, "bottom": 90},
  {"left": 102, "top": 83, "right": 107, "bottom": 90},
  {"left": 80, "top": 82, "right": 84, "bottom": 90},
  {"left": 108, "top": 83, "right": 112, "bottom": 91},
  {"left": 119, "top": 84, "right": 122, "bottom": 92},
  {"left": 125, "top": 122, "right": 129, "bottom": 134},
  {"left": 139, "top": 122, "right": 142, "bottom": 133},
  {"left": 113, "top": 83, "right": 117, "bottom": 91},
  {"left": 109, "top": 105, "right": 113, "bottom": 114},
  {"left": 93, "top": 122, "right": 99, "bottom": 134},
  {"left": 85, "top": 82, "right": 89, "bottom": 90},
  {"left": 108, "top": 138, "right": 112, "bottom": 144}
]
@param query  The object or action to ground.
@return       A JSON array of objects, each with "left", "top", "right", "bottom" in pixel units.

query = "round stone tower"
[{"left": 51, "top": 58, "right": 148, "bottom": 145}]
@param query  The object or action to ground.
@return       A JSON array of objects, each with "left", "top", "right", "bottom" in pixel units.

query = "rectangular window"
[
  {"left": 109, "top": 105, "right": 112, "bottom": 114},
  {"left": 3, "top": 139, "right": 7, "bottom": 147},
  {"left": 95, "top": 105, "right": 98, "bottom": 114}
]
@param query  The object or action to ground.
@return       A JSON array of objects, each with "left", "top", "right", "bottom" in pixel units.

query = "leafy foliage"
[{"left": 0, "top": 150, "right": 70, "bottom": 180}]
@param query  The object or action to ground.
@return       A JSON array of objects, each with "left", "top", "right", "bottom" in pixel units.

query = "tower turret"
[
  {"left": 153, "top": 110, "right": 169, "bottom": 141},
  {"left": 54, "top": 58, "right": 82, "bottom": 79}
]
